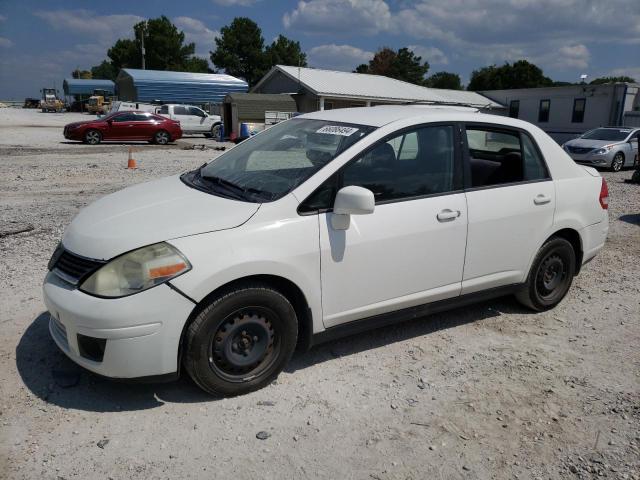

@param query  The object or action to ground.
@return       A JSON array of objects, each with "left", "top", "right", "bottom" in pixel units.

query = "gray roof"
[
  {"left": 253, "top": 65, "right": 502, "bottom": 108},
  {"left": 120, "top": 69, "right": 248, "bottom": 86},
  {"left": 63, "top": 79, "right": 115, "bottom": 95}
]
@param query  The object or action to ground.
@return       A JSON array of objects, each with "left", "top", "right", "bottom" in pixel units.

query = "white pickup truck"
[{"left": 156, "top": 104, "right": 222, "bottom": 138}]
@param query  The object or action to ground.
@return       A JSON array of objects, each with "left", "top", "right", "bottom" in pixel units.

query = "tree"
[
  {"left": 589, "top": 76, "right": 636, "bottom": 85},
  {"left": 355, "top": 47, "right": 429, "bottom": 86},
  {"left": 90, "top": 60, "right": 117, "bottom": 80},
  {"left": 425, "top": 71, "right": 462, "bottom": 90},
  {"left": 71, "top": 69, "right": 92, "bottom": 79},
  {"left": 265, "top": 35, "right": 307, "bottom": 69},
  {"left": 92, "top": 16, "right": 208, "bottom": 77},
  {"left": 467, "top": 60, "right": 553, "bottom": 90},
  {"left": 211, "top": 17, "right": 267, "bottom": 86}
]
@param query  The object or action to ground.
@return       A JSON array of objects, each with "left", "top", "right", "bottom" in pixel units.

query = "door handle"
[
  {"left": 437, "top": 209, "right": 461, "bottom": 221},
  {"left": 533, "top": 194, "right": 551, "bottom": 205}
]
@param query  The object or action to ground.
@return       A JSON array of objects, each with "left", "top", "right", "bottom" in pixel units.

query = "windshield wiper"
[{"left": 200, "top": 172, "right": 271, "bottom": 200}]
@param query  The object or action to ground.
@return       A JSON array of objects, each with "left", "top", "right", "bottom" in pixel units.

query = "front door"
[
  {"left": 461, "top": 124, "right": 555, "bottom": 294},
  {"left": 105, "top": 112, "right": 137, "bottom": 140},
  {"left": 317, "top": 124, "right": 468, "bottom": 327}
]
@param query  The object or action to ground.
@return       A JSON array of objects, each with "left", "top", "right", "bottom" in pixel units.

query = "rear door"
[
  {"left": 461, "top": 123, "right": 555, "bottom": 294},
  {"left": 171, "top": 106, "right": 194, "bottom": 131}
]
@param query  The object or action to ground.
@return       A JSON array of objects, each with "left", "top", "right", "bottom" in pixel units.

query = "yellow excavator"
[{"left": 40, "top": 88, "right": 65, "bottom": 113}]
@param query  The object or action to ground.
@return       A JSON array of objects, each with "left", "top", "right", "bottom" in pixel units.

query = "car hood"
[
  {"left": 65, "top": 120, "right": 102, "bottom": 129},
  {"left": 565, "top": 138, "right": 620, "bottom": 149},
  {"left": 62, "top": 175, "right": 260, "bottom": 260}
]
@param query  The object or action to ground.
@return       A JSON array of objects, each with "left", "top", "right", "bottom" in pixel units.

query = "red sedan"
[{"left": 63, "top": 111, "right": 182, "bottom": 145}]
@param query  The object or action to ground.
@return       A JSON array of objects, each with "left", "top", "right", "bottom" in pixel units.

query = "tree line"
[{"left": 73, "top": 16, "right": 634, "bottom": 91}]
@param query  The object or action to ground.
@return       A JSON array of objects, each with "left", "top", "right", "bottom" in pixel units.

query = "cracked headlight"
[{"left": 80, "top": 242, "right": 191, "bottom": 298}]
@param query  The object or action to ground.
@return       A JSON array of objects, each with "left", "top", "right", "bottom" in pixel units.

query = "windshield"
[
  {"left": 182, "top": 118, "right": 375, "bottom": 202},
  {"left": 580, "top": 128, "right": 632, "bottom": 141}
]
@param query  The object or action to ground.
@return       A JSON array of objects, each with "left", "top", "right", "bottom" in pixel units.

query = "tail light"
[{"left": 599, "top": 178, "right": 609, "bottom": 210}]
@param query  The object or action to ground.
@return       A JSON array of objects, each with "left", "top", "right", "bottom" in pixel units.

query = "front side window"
[
  {"left": 342, "top": 125, "right": 457, "bottom": 202},
  {"left": 466, "top": 126, "right": 549, "bottom": 187},
  {"left": 112, "top": 113, "right": 135, "bottom": 122},
  {"left": 538, "top": 99, "right": 550, "bottom": 122},
  {"left": 132, "top": 113, "right": 152, "bottom": 122},
  {"left": 189, "top": 107, "right": 206, "bottom": 117},
  {"left": 183, "top": 119, "right": 374, "bottom": 202},
  {"left": 572, "top": 98, "right": 586, "bottom": 123}
]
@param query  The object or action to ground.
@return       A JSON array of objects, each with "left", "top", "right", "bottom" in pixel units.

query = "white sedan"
[{"left": 43, "top": 106, "right": 609, "bottom": 396}]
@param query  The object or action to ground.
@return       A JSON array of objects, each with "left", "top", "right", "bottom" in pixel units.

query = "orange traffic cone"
[{"left": 126, "top": 147, "right": 137, "bottom": 169}]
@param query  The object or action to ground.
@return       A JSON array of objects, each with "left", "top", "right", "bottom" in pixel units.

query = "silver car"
[{"left": 562, "top": 127, "right": 640, "bottom": 172}]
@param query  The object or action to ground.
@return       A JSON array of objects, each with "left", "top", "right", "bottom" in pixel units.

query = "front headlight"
[
  {"left": 80, "top": 242, "right": 191, "bottom": 298},
  {"left": 594, "top": 145, "right": 614, "bottom": 155}
]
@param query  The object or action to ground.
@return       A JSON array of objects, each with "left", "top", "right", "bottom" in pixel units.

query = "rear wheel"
[
  {"left": 515, "top": 237, "right": 575, "bottom": 311},
  {"left": 84, "top": 129, "right": 102, "bottom": 145},
  {"left": 154, "top": 130, "right": 170, "bottom": 145},
  {"left": 184, "top": 283, "right": 298, "bottom": 396},
  {"left": 611, "top": 152, "right": 624, "bottom": 172}
]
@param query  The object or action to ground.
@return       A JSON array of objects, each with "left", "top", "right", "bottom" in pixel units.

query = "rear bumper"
[
  {"left": 580, "top": 218, "right": 609, "bottom": 264},
  {"left": 43, "top": 272, "right": 194, "bottom": 378}
]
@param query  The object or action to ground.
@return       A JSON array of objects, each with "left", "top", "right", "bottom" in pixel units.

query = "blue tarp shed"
[
  {"left": 63, "top": 79, "right": 115, "bottom": 96},
  {"left": 116, "top": 69, "right": 248, "bottom": 104}
]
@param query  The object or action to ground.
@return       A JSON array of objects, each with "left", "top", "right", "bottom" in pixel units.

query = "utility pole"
[{"left": 140, "top": 23, "right": 146, "bottom": 70}]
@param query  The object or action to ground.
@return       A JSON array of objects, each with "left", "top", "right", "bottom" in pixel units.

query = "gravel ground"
[{"left": 1, "top": 108, "right": 639, "bottom": 480}]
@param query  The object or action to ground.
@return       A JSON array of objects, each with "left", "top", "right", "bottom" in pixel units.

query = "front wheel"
[
  {"left": 184, "top": 283, "right": 298, "bottom": 396},
  {"left": 515, "top": 237, "right": 576, "bottom": 311},
  {"left": 210, "top": 123, "right": 222, "bottom": 140},
  {"left": 84, "top": 129, "right": 102, "bottom": 145},
  {"left": 611, "top": 152, "right": 624, "bottom": 172},
  {"left": 154, "top": 130, "right": 170, "bottom": 145}
]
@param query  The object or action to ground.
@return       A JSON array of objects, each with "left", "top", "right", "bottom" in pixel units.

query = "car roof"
[{"left": 299, "top": 105, "right": 530, "bottom": 130}]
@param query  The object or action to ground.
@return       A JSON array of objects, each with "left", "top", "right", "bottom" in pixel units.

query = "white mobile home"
[{"left": 481, "top": 83, "right": 640, "bottom": 144}]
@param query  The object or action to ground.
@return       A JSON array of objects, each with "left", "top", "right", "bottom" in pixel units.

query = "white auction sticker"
[{"left": 316, "top": 125, "right": 359, "bottom": 136}]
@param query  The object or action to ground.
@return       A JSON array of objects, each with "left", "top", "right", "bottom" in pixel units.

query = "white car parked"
[
  {"left": 156, "top": 104, "right": 222, "bottom": 138},
  {"left": 43, "top": 106, "right": 609, "bottom": 396}
]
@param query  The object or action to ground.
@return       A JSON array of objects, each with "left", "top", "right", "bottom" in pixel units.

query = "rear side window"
[
  {"left": 173, "top": 106, "right": 188, "bottom": 115},
  {"left": 158, "top": 105, "right": 168, "bottom": 114},
  {"left": 465, "top": 126, "right": 549, "bottom": 187}
]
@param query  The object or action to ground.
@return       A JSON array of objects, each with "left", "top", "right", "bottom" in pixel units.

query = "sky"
[{"left": 0, "top": 0, "right": 639, "bottom": 99}]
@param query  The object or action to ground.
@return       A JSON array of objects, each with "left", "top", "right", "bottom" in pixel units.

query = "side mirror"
[{"left": 331, "top": 186, "right": 375, "bottom": 230}]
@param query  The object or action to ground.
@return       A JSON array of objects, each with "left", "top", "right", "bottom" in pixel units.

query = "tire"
[
  {"left": 84, "top": 129, "right": 102, "bottom": 145},
  {"left": 184, "top": 283, "right": 298, "bottom": 396},
  {"left": 154, "top": 130, "right": 170, "bottom": 145},
  {"left": 611, "top": 152, "right": 624, "bottom": 172},
  {"left": 515, "top": 237, "right": 576, "bottom": 312},
  {"left": 210, "top": 123, "right": 222, "bottom": 140}
]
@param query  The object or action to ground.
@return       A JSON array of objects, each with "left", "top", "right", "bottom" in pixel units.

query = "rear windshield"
[{"left": 581, "top": 128, "right": 632, "bottom": 141}]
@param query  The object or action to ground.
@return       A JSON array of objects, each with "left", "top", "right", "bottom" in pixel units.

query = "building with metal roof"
[
  {"left": 63, "top": 78, "right": 115, "bottom": 96},
  {"left": 115, "top": 68, "right": 248, "bottom": 105},
  {"left": 222, "top": 93, "right": 297, "bottom": 138},
  {"left": 252, "top": 65, "right": 502, "bottom": 112}
]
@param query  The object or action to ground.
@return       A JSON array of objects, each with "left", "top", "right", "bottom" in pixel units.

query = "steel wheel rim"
[
  {"left": 535, "top": 253, "right": 567, "bottom": 300},
  {"left": 208, "top": 307, "right": 280, "bottom": 382},
  {"left": 211, "top": 125, "right": 220, "bottom": 137},
  {"left": 613, "top": 154, "right": 623, "bottom": 171},
  {"left": 86, "top": 131, "right": 100, "bottom": 144},
  {"left": 156, "top": 132, "right": 169, "bottom": 144}
]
